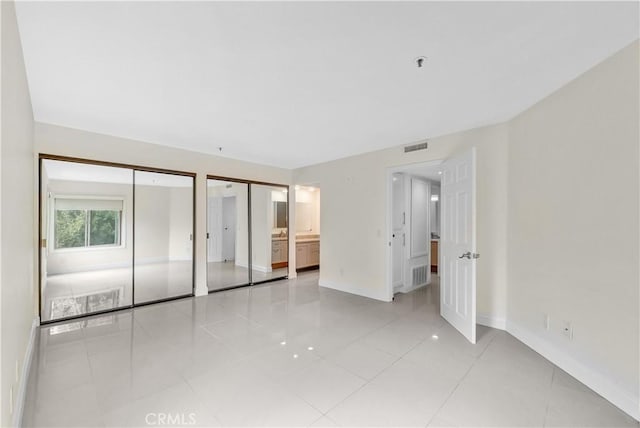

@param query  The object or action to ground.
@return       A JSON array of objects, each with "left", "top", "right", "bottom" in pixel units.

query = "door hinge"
[{"left": 41, "top": 239, "right": 47, "bottom": 248}]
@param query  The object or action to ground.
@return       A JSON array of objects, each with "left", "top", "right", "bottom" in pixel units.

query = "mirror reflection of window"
[{"left": 40, "top": 159, "right": 134, "bottom": 323}]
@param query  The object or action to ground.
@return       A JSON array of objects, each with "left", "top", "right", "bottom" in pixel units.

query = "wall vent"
[
  {"left": 404, "top": 142, "right": 428, "bottom": 153},
  {"left": 412, "top": 265, "right": 428, "bottom": 286}
]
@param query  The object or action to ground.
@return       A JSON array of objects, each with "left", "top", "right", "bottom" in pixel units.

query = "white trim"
[
  {"left": 396, "top": 281, "right": 429, "bottom": 295},
  {"left": 234, "top": 261, "right": 272, "bottom": 273},
  {"left": 319, "top": 279, "right": 391, "bottom": 302},
  {"left": 476, "top": 314, "right": 506, "bottom": 330},
  {"left": 13, "top": 317, "right": 39, "bottom": 427},
  {"left": 506, "top": 320, "right": 639, "bottom": 422}
]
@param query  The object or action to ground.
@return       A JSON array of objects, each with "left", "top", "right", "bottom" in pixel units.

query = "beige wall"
[
  {"left": 293, "top": 40, "right": 639, "bottom": 419},
  {"left": 507, "top": 40, "right": 639, "bottom": 417},
  {"left": 293, "top": 123, "right": 509, "bottom": 324},
  {"left": 1, "top": 1, "right": 36, "bottom": 426},
  {"left": 34, "top": 122, "right": 293, "bottom": 296}
]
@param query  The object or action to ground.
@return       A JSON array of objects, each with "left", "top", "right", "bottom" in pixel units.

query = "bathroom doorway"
[
  {"left": 294, "top": 185, "right": 321, "bottom": 273},
  {"left": 388, "top": 161, "right": 442, "bottom": 296},
  {"left": 386, "top": 149, "right": 478, "bottom": 344}
]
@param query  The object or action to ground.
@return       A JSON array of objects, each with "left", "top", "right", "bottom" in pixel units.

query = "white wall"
[
  {"left": 168, "top": 186, "right": 193, "bottom": 261},
  {"left": 250, "top": 185, "right": 273, "bottom": 272},
  {"left": 293, "top": 123, "right": 509, "bottom": 320},
  {"left": 295, "top": 187, "right": 320, "bottom": 235},
  {"left": 429, "top": 181, "right": 440, "bottom": 237},
  {"left": 207, "top": 182, "right": 249, "bottom": 267},
  {"left": 34, "top": 122, "right": 293, "bottom": 295},
  {"left": 134, "top": 185, "right": 171, "bottom": 263},
  {"left": 1, "top": 1, "right": 36, "bottom": 426},
  {"left": 506, "top": 40, "right": 639, "bottom": 418}
]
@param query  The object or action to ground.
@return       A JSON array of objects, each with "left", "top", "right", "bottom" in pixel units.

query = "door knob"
[
  {"left": 459, "top": 252, "right": 471, "bottom": 259},
  {"left": 459, "top": 252, "right": 480, "bottom": 259}
]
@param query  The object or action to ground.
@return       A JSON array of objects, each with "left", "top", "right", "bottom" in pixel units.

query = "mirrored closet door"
[
  {"left": 251, "top": 184, "right": 289, "bottom": 283},
  {"left": 134, "top": 171, "right": 194, "bottom": 304},
  {"left": 40, "top": 159, "right": 134, "bottom": 322},
  {"left": 40, "top": 156, "right": 195, "bottom": 323},
  {"left": 206, "top": 177, "right": 289, "bottom": 292},
  {"left": 206, "top": 178, "right": 250, "bottom": 291}
]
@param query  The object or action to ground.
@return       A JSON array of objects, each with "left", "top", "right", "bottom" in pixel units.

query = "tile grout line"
[{"left": 424, "top": 328, "right": 501, "bottom": 427}]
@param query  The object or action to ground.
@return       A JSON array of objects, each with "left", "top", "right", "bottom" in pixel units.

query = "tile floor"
[
  {"left": 207, "top": 261, "right": 289, "bottom": 291},
  {"left": 42, "top": 261, "right": 288, "bottom": 322},
  {"left": 23, "top": 272, "right": 638, "bottom": 427}
]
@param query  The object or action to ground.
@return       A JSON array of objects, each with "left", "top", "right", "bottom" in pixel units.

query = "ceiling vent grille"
[{"left": 404, "top": 142, "right": 428, "bottom": 153}]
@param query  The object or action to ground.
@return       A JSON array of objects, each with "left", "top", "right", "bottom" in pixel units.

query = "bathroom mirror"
[{"left": 273, "top": 201, "right": 287, "bottom": 229}]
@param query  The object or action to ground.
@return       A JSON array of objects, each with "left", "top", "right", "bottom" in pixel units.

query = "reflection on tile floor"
[
  {"left": 207, "top": 261, "right": 288, "bottom": 291},
  {"left": 42, "top": 261, "right": 289, "bottom": 322},
  {"left": 23, "top": 272, "right": 638, "bottom": 427}
]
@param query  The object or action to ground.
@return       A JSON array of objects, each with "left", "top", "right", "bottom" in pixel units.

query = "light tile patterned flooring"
[{"left": 23, "top": 272, "right": 637, "bottom": 427}]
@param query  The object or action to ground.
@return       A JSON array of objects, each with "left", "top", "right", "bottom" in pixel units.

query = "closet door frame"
[
  {"left": 206, "top": 174, "right": 290, "bottom": 292},
  {"left": 38, "top": 153, "right": 196, "bottom": 325}
]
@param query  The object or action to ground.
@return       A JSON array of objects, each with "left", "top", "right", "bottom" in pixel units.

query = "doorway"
[
  {"left": 386, "top": 149, "right": 478, "bottom": 343},
  {"left": 389, "top": 162, "right": 441, "bottom": 296},
  {"left": 294, "top": 185, "right": 321, "bottom": 273}
]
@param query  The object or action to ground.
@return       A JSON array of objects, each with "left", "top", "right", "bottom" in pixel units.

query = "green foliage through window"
[
  {"left": 89, "top": 210, "right": 119, "bottom": 246},
  {"left": 55, "top": 208, "right": 121, "bottom": 249},
  {"left": 55, "top": 210, "right": 86, "bottom": 249}
]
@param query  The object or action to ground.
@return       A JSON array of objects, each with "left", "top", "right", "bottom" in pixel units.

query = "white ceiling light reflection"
[
  {"left": 307, "top": 346, "right": 314, "bottom": 351},
  {"left": 293, "top": 354, "right": 299, "bottom": 359},
  {"left": 280, "top": 341, "right": 287, "bottom": 345},
  {"left": 431, "top": 334, "right": 439, "bottom": 340}
]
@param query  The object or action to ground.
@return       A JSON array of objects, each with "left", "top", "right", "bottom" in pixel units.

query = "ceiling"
[
  {"left": 43, "top": 159, "right": 193, "bottom": 187},
  {"left": 16, "top": 2, "right": 639, "bottom": 169}
]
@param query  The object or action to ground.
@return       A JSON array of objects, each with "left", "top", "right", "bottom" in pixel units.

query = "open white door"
[{"left": 440, "top": 148, "right": 477, "bottom": 344}]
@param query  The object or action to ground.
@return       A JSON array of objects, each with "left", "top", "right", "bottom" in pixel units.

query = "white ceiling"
[
  {"left": 43, "top": 159, "right": 193, "bottom": 187},
  {"left": 17, "top": 2, "right": 639, "bottom": 169}
]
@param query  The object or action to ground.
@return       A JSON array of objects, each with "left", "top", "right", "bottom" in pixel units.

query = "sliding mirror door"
[
  {"left": 40, "top": 159, "right": 133, "bottom": 322},
  {"left": 251, "top": 184, "right": 289, "bottom": 283},
  {"left": 206, "top": 179, "right": 250, "bottom": 291},
  {"left": 134, "top": 171, "right": 194, "bottom": 304}
]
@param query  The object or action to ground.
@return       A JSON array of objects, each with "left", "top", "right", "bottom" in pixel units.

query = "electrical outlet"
[
  {"left": 562, "top": 321, "right": 573, "bottom": 340},
  {"left": 543, "top": 314, "right": 550, "bottom": 331}
]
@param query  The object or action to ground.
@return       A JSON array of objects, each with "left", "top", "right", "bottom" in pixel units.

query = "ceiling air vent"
[{"left": 404, "top": 142, "right": 428, "bottom": 153}]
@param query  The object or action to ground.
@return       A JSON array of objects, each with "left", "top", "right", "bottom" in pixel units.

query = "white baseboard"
[
  {"left": 13, "top": 317, "right": 39, "bottom": 427},
  {"left": 396, "top": 282, "right": 428, "bottom": 295},
  {"left": 506, "top": 320, "right": 639, "bottom": 422},
  {"left": 477, "top": 314, "right": 506, "bottom": 330},
  {"left": 319, "top": 279, "right": 391, "bottom": 302}
]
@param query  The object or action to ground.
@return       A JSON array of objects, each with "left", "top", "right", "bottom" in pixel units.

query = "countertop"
[
  {"left": 271, "top": 235, "right": 320, "bottom": 243},
  {"left": 296, "top": 238, "right": 320, "bottom": 243}
]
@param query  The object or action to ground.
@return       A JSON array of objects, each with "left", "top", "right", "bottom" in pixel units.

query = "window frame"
[{"left": 49, "top": 194, "right": 127, "bottom": 253}]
